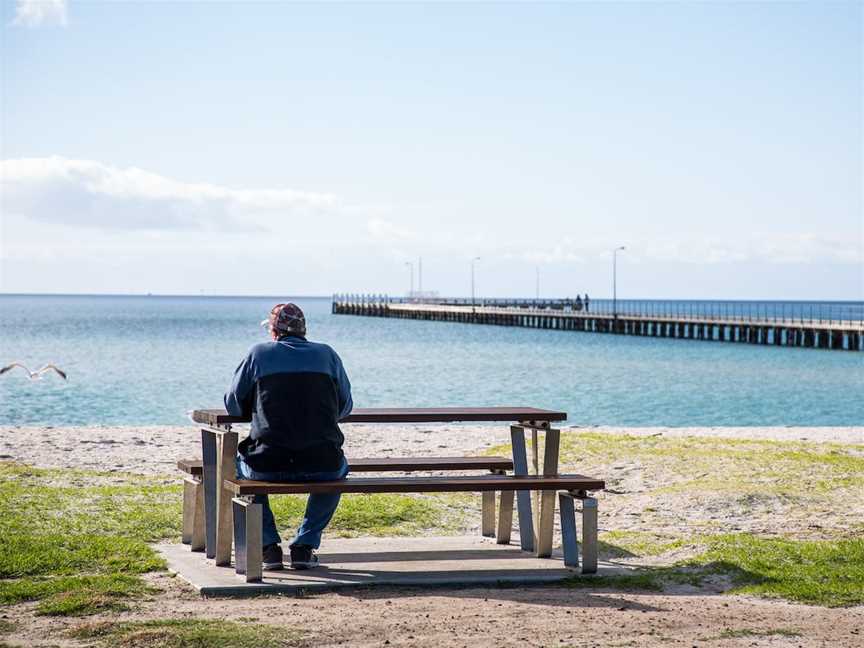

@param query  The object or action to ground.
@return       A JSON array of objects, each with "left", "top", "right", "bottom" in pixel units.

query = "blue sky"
[{"left": 1, "top": 0, "right": 861, "bottom": 299}]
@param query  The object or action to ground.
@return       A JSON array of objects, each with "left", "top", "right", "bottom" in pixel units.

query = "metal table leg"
[{"left": 509, "top": 425, "right": 534, "bottom": 552}]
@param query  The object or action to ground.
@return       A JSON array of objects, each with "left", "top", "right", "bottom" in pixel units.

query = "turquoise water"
[{"left": 1, "top": 295, "right": 861, "bottom": 427}]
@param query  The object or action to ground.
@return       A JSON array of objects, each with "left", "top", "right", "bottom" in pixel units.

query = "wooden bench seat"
[
  {"left": 178, "top": 455, "right": 515, "bottom": 477},
  {"left": 225, "top": 474, "right": 603, "bottom": 495},
  {"left": 179, "top": 456, "right": 515, "bottom": 550},
  {"left": 227, "top": 473, "right": 604, "bottom": 582}
]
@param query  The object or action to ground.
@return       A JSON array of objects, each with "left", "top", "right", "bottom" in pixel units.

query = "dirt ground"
[{"left": 6, "top": 571, "right": 863, "bottom": 647}]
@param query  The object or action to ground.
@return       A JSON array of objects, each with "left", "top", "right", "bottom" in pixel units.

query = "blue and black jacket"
[{"left": 224, "top": 335, "right": 353, "bottom": 472}]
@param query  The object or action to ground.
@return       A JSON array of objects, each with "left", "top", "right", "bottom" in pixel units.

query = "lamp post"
[
  {"left": 471, "top": 257, "right": 481, "bottom": 308},
  {"left": 535, "top": 266, "right": 540, "bottom": 300},
  {"left": 405, "top": 261, "right": 414, "bottom": 298},
  {"left": 612, "top": 246, "right": 626, "bottom": 317}
]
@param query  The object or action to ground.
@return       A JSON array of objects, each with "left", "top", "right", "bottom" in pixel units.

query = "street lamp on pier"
[
  {"left": 612, "top": 246, "right": 626, "bottom": 317},
  {"left": 471, "top": 257, "right": 481, "bottom": 309},
  {"left": 405, "top": 261, "right": 414, "bottom": 298},
  {"left": 535, "top": 266, "right": 540, "bottom": 300}
]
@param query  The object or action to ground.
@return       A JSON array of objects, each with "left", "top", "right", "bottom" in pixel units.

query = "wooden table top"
[{"left": 191, "top": 406, "right": 567, "bottom": 427}]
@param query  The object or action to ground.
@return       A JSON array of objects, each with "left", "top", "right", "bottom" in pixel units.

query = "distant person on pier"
[
  {"left": 584, "top": 293, "right": 590, "bottom": 312},
  {"left": 225, "top": 302, "right": 353, "bottom": 571},
  {"left": 574, "top": 295, "right": 583, "bottom": 312}
]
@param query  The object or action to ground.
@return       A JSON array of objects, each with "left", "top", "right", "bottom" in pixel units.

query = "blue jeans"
[{"left": 235, "top": 454, "right": 349, "bottom": 549}]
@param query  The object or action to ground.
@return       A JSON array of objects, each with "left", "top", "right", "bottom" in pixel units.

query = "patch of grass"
[
  {"left": 686, "top": 534, "right": 864, "bottom": 607},
  {"left": 68, "top": 618, "right": 302, "bottom": 648},
  {"left": 565, "top": 572, "right": 664, "bottom": 591},
  {"left": 708, "top": 627, "right": 802, "bottom": 640},
  {"left": 566, "top": 533, "right": 864, "bottom": 606},
  {"left": 269, "top": 492, "right": 443, "bottom": 537},
  {"left": 0, "top": 533, "right": 165, "bottom": 579},
  {"left": 0, "top": 461, "right": 176, "bottom": 614},
  {"left": 0, "top": 460, "right": 452, "bottom": 615},
  {"left": 600, "top": 530, "right": 691, "bottom": 557},
  {"left": 0, "top": 574, "right": 154, "bottom": 616},
  {"left": 0, "top": 464, "right": 182, "bottom": 544},
  {"left": 565, "top": 564, "right": 707, "bottom": 592},
  {"left": 487, "top": 432, "right": 864, "bottom": 495}
]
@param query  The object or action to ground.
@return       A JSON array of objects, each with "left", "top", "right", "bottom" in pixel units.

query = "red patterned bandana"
[{"left": 262, "top": 302, "right": 306, "bottom": 336}]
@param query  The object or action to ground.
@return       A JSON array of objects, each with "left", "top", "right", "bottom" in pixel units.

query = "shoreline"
[{"left": 1, "top": 424, "right": 860, "bottom": 475}]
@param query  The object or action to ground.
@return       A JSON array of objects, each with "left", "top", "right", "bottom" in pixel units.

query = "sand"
[{"left": 1, "top": 424, "right": 860, "bottom": 476}]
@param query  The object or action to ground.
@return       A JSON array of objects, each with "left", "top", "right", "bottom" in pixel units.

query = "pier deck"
[{"left": 333, "top": 296, "right": 863, "bottom": 351}]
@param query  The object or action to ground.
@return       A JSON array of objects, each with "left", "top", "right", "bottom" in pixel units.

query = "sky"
[{"left": 1, "top": 0, "right": 861, "bottom": 299}]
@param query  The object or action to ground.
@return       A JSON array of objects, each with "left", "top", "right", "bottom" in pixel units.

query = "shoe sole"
[
  {"left": 263, "top": 562, "right": 284, "bottom": 571},
  {"left": 290, "top": 562, "right": 319, "bottom": 570}
]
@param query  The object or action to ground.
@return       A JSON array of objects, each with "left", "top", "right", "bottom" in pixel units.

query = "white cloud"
[
  {"left": 504, "top": 234, "right": 860, "bottom": 267},
  {"left": 0, "top": 157, "right": 339, "bottom": 231},
  {"left": 12, "top": 0, "right": 67, "bottom": 27},
  {"left": 366, "top": 217, "right": 417, "bottom": 242}
]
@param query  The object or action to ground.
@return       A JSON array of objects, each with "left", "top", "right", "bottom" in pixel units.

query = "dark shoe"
[
  {"left": 290, "top": 544, "right": 319, "bottom": 570},
  {"left": 262, "top": 543, "right": 284, "bottom": 571}
]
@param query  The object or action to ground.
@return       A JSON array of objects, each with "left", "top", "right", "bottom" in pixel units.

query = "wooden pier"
[{"left": 333, "top": 296, "right": 864, "bottom": 352}]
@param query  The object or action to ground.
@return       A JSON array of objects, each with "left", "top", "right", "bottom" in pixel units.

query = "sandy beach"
[{"left": 1, "top": 424, "right": 860, "bottom": 476}]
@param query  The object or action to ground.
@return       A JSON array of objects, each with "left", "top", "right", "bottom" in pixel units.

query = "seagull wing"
[
  {"left": 38, "top": 364, "right": 68, "bottom": 380},
  {"left": 0, "top": 362, "right": 31, "bottom": 376}
]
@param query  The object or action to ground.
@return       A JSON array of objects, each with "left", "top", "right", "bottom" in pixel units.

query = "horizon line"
[{"left": 0, "top": 291, "right": 862, "bottom": 304}]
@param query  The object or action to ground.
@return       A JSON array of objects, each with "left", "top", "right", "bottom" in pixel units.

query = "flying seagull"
[{"left": 0, "top": 363, "right": 67, "bottom": 380}]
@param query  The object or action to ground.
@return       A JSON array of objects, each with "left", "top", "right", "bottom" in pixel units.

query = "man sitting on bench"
[{"left": 225, "top": 302, "right": 353, "bottom": 571}]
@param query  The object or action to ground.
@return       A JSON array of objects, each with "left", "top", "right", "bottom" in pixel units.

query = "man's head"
[{"left": 262, "top": 302, "right": 307, "bottom": 339}]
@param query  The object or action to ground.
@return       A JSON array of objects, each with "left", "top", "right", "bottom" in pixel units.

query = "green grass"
[
  {"left": 600, "top": 530, "right": 691, "bottom": 557},
  {"left": 710, "top": 627, "right": 802, "bottom": 640},
  {"left": 0, "top": 460, "right": 450, "bottom": 616},
  {"left": 0, "top": 574, "right": 154, "bottom": 616},
  {"left": 565, "top": 572, "right": 665, "bottom": 591},
  {"left": 567, "top": 533, "right": 864, "bottom": 607},
  {"left": 270, "top": 492, "right": 442, "bottom": 537},
  {"left": 487, "top": 431, "right": 864, "bottom": 495},
  {"left": 688, "top": 534, "right": 864, "bottom": 607},
  {"left": 0, "top": 461, "right": 177, "bottom": 614},
  {"left": 562, "top": 432, "right": 864, "bottom": 494},
  {"left": 0, "top": 533, "right": 166, "bottom": 579},
  {"left": 68, "top": 618, "right": 303, "bottom": 648}
]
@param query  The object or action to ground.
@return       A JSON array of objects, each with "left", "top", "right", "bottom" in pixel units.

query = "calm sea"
[{"left": 1, "top": 295, "right": 862, "bottom": 427}]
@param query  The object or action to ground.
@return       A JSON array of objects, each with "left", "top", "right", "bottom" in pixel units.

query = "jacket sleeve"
[
  {"left": 333, "top": 351, "right": 353, "bottom": 420},
  {"left": 224, "top": 352, "right": 256, "bottom": 418}
]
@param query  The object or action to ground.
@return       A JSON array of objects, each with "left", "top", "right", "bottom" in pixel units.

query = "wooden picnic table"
[{"left": 190, "top": 406, "right": 568, "bottom": 565}]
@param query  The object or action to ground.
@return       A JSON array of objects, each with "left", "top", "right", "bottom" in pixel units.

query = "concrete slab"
[{"left": 158, "top": 536, "right": 626, "bottom": 597}]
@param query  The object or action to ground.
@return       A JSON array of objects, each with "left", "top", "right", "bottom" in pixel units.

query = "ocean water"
[{"left": 1, "top": 294, "right": 862, "bottom": 427}]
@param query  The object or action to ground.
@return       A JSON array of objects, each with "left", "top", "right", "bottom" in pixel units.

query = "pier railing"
[{"left": 332, "top": 295, "right": 864, "bottom": 327}]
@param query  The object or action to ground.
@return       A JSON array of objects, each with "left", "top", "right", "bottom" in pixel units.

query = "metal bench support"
[
  {"left": 512, "top": 422, "right": 561, "bottom": 557},
  {"left": 536, "top": 427, "right": 561, "bottom": 557},
  {"left": 232, "top": 496, "right": 262, "bottom": 583},
  {"left": 496, "top": 487, "right": 514, "bottom": 544},
  {"left": 182, "top": 476, "right": 205, "bottom": 551},
  {"left": 482, "top": 467, "right": 509, "bottom": 538},
  {"left": 509, "top": 425, "right": 534, "bottom": 551},
  {"left": 559, "top": 491, "right": 598, "bottom": 574},
  {"left": 181, "top": 477, "right": 195, "bottom": 544},
  {"left": 215, "top": 430, "right": 239, "bottom": 566},
  {"left": 481, "top": 492, "right": 496, "bottom": 537},
  {"left": 201, "top": 429, "right": 218, "bottom": 558},
  {"left": 201, "top": 426, "right": 239, "bottom": 565}
]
